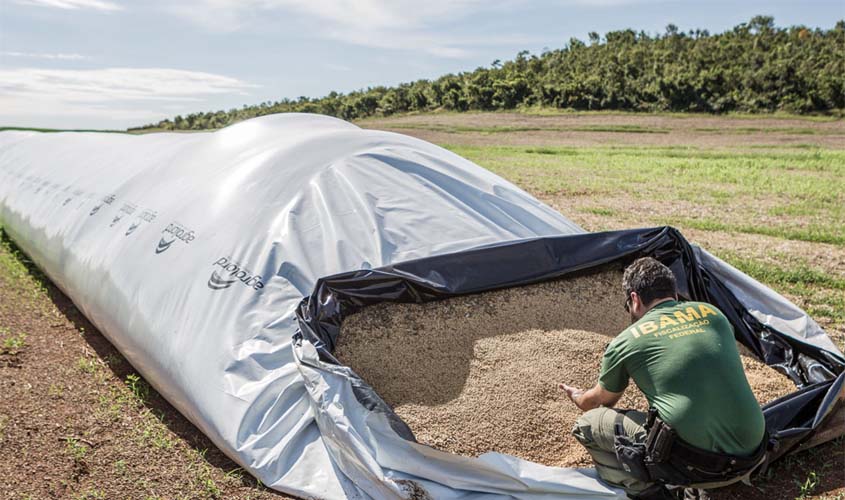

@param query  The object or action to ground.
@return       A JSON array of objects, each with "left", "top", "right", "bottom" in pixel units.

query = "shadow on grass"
[{"left": 0, "top": 228, "right": 280, "bottom": 496}]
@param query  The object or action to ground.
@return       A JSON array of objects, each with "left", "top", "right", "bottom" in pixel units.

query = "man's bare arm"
[{"left": 560, "top": 383, "right": 624, "bottom": 411}]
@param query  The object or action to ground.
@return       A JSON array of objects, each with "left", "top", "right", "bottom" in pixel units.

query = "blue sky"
[{"left": 1, "top": 0, "right": 842, "bottom": 129}]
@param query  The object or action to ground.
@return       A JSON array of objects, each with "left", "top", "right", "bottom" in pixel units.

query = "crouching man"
[{"left": 560, "top": 257, "right": 767, "bottom": 500}]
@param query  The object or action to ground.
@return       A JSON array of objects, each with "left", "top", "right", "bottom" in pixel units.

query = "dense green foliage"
[{"left": 134, "top": 17, "right": 844, "bottom": 131}]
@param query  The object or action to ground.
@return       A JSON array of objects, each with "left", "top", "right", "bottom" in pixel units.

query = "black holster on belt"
[{"left": 613, "top": 408, "right": 767, "bottom": 486}]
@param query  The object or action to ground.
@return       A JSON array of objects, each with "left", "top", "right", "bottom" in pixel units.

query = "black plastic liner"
[{"left": 295, "top": 226, "right": 845, "bottom": 464}]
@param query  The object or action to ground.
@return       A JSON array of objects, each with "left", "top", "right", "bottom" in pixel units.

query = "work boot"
[{"left": 683, "top": 488, "right": 710, "bottom": 500}]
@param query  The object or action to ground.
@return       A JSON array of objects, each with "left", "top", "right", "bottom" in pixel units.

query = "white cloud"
[
  {"left": 0, "top": 67, "right": 257, "bottom": 102},
  {"left": 0, "top": 67, "right": 258, "bottom": 127},
  {"left": 167, "top": 0, "right": 528, "bottom": 58},
  {"left": 12, "top": 0, "right": 122, "bottom": 10},
  {"left": 2, "top": 51, "right": 90, "bottom": 60}
]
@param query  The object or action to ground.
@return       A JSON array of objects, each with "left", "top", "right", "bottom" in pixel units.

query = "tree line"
[{"left": 132, "top": 16, "right": 844, "bottom": 131}]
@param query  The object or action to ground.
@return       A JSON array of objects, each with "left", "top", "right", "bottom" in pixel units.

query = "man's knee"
[{"left": 572, "top": 407, "right": 610, "bottom": 445}]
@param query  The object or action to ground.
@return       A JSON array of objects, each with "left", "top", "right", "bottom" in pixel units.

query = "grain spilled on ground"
[
  {"left": 739, "top": 344, "right": 797, "bottom": 405},
  {"left": 335, "top": 268, "right": 797, "bottom": 468}
]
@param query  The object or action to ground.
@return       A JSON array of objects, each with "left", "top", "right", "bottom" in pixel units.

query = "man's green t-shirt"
[{"left": 599, "top": 300, "right": 765, "bottom": 455}]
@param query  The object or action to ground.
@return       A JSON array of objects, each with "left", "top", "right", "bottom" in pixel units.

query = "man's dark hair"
[{"left": 622, "top": 257, "right": 678, "bottom": 306}]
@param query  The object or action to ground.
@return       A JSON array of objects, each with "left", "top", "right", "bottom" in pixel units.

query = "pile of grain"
[{"left": 335, "top": 268, "right": 795, "bottom": 467}]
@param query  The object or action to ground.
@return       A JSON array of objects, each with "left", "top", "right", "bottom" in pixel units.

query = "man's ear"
[{"left": 630, "top": 291, "right": 646, "bottom": 317}]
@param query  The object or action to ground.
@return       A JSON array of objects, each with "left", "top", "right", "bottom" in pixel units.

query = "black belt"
[
  {"left": 613, "top": 408, "right": 767, "bottom": 486},
  {"left": 668, "top": 429, "right": 766, "bottom": 476}
]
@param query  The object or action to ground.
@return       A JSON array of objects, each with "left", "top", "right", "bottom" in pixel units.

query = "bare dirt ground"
[
  {"left": 361, "top": 112, "right": 845, "bottom": 149},
  {"left": 0, "top": 233, "right": 288, "bottom": 500}
]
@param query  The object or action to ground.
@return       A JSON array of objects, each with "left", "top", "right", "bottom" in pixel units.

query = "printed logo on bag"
[
  {"left": 125, "top": 209, "right": 157, "bottom": 237},
  {"left": 90, "top": 194, "right": 116, "bottom": 216},
  {"left": 110, "top": 203, "right": 137, "bottom": 227},
  {"left": 63, "top": 188, "right": 85, "bottom": 207},
  {"left": 125, "top": 222, "right": 141, "bottom": 236},
  {"left": 156, "top": 238, "right": 174, "bottom": 253},
  {"left": 207, "top": 257, "right": 265, "bottom": 291},
  {"left": 155, "top": 222, "right": 196, "bottom": 254}
]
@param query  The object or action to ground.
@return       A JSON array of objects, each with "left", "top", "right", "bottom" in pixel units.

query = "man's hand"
[
  {"left": 559, "top": 382, "right": 624, "bottom": 412},
  {"left": 559, "top": 383, "right": 585, "bottom": 407}
]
